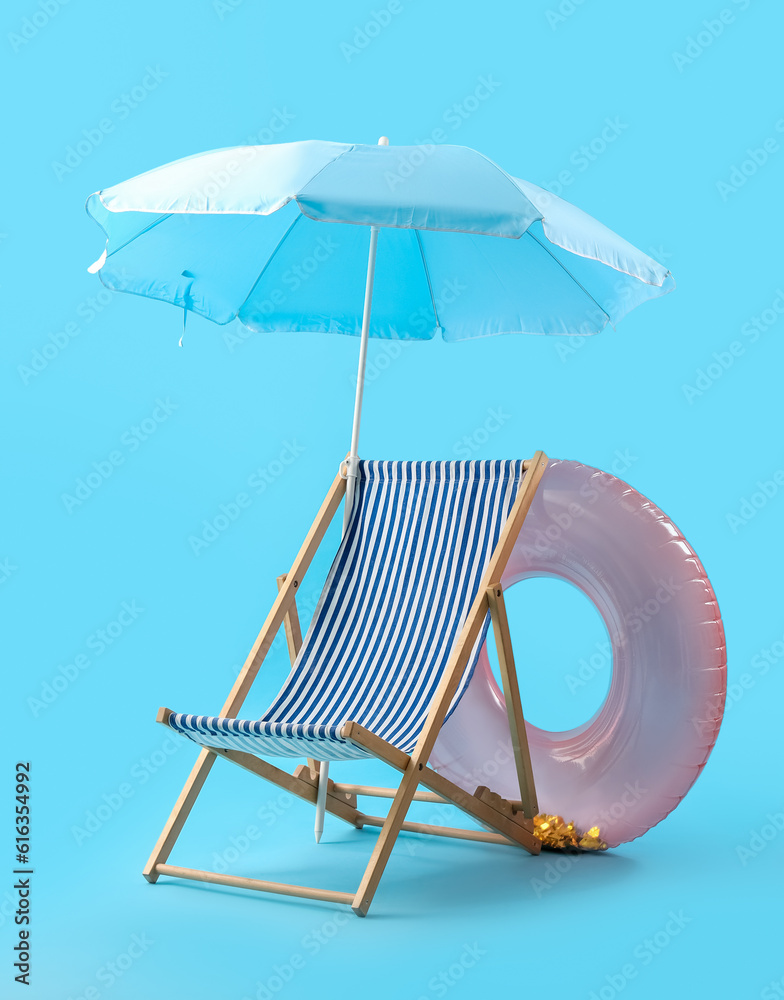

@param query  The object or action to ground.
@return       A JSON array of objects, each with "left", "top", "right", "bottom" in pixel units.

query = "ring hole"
[{"left": 486, "top": 576, "right": 611, "bottom": 733}]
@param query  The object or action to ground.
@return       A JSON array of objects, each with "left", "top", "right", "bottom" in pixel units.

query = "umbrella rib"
[
  {"left": 524, "top": 228, "right": 612, "bottom": 329},
  {"left": 235, "top": 213, "right": 304, "bottom": 319},
  {"left": 414, "top": 231, "right": 441, "bottom": 335},
  {"left": 105, "top": 213, "right": 173, "bottom": 260}
]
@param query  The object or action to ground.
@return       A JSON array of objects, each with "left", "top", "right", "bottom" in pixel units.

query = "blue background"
[{"left": 4, "top": 1, "right": 782, "bottom": 997}]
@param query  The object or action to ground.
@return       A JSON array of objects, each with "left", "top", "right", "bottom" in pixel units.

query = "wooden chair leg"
[
  {"left": 486, "top": 584, "right": 538, "bottom": 818},
  {"left": 276, "top": 574, "right": 318, "bottom": 773},
  {"left": 142, "top": 748, "right": 216, "bottom": 882},
  {"left": 351, "top": 757, "right": 424, "bottom": 916}
]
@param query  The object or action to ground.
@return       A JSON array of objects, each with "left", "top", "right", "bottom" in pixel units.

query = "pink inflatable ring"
[{"left": 432, "top": 459, "right": 726, "bottom": 847}]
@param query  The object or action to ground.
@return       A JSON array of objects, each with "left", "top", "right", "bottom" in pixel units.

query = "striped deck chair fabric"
[{"left": 168, "top": 459, "right": 526, "bottom": 762}]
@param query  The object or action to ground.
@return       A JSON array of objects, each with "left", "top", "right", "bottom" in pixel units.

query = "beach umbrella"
[{"left": 86, "top": 136, "right": 675, "bottom": 839}]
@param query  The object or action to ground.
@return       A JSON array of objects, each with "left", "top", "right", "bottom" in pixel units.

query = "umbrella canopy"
[{"left": 86, "top": 139, "right": 674, "bottom": 342}]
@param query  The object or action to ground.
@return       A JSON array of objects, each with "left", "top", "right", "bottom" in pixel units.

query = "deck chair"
[{"left": 144, "top": 453, "right": 548, "bottom": 916}]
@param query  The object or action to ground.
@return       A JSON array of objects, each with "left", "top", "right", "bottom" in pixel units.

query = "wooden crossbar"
[
  {"left": 359, "top": 816, "right": 515, "bottom": 845},
  {"left": 154, "top": 865, "right": 354, "bottom": 906},
  {"left": 332, "top": 783, "right": 447, "bottom": 804},
  {"left": 333, "top": 782, "right": 525, "bottom": 811}
]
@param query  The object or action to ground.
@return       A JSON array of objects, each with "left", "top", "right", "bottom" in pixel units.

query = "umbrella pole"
[
  {"left": 343, "top": 224, "right": 380, "bottom": 528},
  {"left": 315, "top": 138, "right": 388, "bottom": 844},
  {"left": 314, "top": 225, "right": 379, "bottom": 843}
]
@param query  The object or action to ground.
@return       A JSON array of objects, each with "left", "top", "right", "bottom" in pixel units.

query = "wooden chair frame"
[{"left": 143, "top": 452, "right": 548, "bottom": 916}]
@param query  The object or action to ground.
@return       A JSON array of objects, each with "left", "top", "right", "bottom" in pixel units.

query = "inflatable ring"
[{"left": 432, "top": 459, "right": 726, "bottom": 847}]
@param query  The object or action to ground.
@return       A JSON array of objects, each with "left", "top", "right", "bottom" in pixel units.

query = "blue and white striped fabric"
[{"left": 168, "top": 460, "right": 525, "bottom": 761}]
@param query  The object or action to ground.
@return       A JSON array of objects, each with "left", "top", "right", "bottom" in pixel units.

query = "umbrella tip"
[
  {"left": 378, "top": 136, "right": 389, "bottom": 146},
  {"left": 87, "top": 248, "right": 107, "bottom": 274}
]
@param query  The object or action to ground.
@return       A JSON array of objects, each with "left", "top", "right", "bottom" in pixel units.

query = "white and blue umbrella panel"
[{"left": 86, "top": 141, "right": 674, "bottom": 342}]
